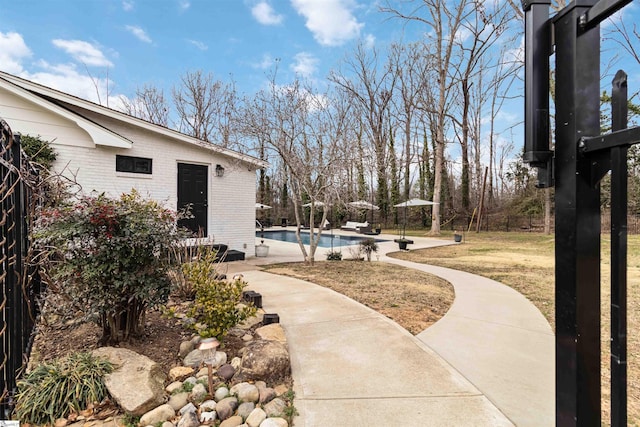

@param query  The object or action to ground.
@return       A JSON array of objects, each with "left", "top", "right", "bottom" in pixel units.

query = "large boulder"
[
  {"left": 254, "top": 324, "right": 287, "bottom": 344},
  {"left": 240, "top": 340, "right": 290, "bottom": 382},
  {"left": 92, "top": 347, "right": 166, "bottom": 416}
]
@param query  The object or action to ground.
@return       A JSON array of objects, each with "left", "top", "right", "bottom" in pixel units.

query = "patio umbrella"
[
  {"left": 348, "top": 200, "right": 379, "bottom": 210},
  {"left": 349, "top": 200, "right": 379, "bottom": 225},
  {"left": 393, "top": 198, "right": 438, "bottom": 238},
  {"left": 302, "top": 201, "right": 325, "bottom": 208}
]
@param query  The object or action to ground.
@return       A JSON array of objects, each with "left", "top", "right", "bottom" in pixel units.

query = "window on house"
[{"left": 116, "top": 155, "right": 152, "bottom": 174}]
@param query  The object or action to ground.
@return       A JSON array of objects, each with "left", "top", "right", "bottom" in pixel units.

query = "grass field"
[{"left": 388, "top": 230, "right": 639, "bottom": 426}]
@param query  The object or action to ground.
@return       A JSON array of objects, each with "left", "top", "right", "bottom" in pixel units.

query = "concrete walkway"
[{"left": 226, "top": 230, "right": 554, "bottom": 426}]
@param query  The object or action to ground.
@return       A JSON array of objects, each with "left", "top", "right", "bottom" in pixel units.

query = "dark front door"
[{"left": 177, "top": 163, "right": 208, "bottom": 236}]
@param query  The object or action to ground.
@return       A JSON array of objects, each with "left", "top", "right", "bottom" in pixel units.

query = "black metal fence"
[{"left": 0, "top": 118, "right": 43, "bottom": 418}]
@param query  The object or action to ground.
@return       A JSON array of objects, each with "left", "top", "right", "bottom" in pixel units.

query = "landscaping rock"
[
  {"left": 237, "top": 402, "right": 255, "bottom": 420},
  {"left": 179, "top": 340, "right": 194, "bottom": 358},
  {"left": 217, "top": 363, "right": 236, "bottom": 381},
  {"left": 166, "top": 381, "right": 183, "bottom": 394},
  {"left": 255, "top": 382, "right": 276, "bottom": 404},
  {"left": 182, "top": 349, "right": 203, "bottom": 367},
  {"left": 213, "top": 351, "right": 228, "bottom": 367},
  {"left": 169, "top": 366, "right": 194, "bottom": 381},
  {"left": 200, "top": 399, "right": 217, "bottom": 412},
  {"left": 238, "top": 313, "right": 263, "bottom": 329},
  {"left": 215, "top": 386, "right": 230, "bottom": 402},
  {"left": 177, "top": 410, "right": 199, "bottom": 427},
  {"left": 92, "top": 347, "right": 166, "bottom": 416},
  {"left": 139, "top": 404, "right": 175, "bottom": 426},
  {"left": 179, "top": 402, "right": 197, "bottom": 415},
  {"left": 245, "top": 408, "right": 267, "bottom": 427},
  {"left": 240, "top": 340, "right": 290, "bottom": 382},
  {"left": 231, "top": 357, "right": 242, "bottom": 370},
  {"left": 200, "top": 411, "right": 217, "bottom": 423},
  {"left": 162, "top": 421, "right": 174, "bottom": 427},
  {"left": 260, "top": 418, "right": 288, "bottom": 427},
  {"left": 254, "top": 324, "right": 286, "bottom": 344},
  {"left": 190, "top": 383, "right": 208, "bottom": 403},
  {"left": 231, "top": 382, "right": 259, "bottom": 403},
  {"left": 195, "top": 367, "right": 208, "bottom": 378},
  {"left": 168, "top": 392, "right": 189, "bottom": 411},
  {"left": 219, "top": 415, "right": 243, "bottom": 427},
  {"left": 263, "top": 398, "right": 287, "bottom": 418},
  {"left": 216, "top": 397, "right": 239, "bottom": 420}
]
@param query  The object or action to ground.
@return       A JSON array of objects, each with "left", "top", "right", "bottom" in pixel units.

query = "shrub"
[
  {"left": 20, "top": 134, "right": 57, "bottom": 170},
  {"left": 326, "top": 249, "right": 342, "bottom": 261},
  {"left": 359, "top": 238, "right": 379, "bottom": 262},
  {"left": 34, "top": 190, "right": 182, "bottom": 343},
  {"left": 185, "top": 249, "right": 257, "bottom": 341},
  {"left": 15, "top": 352, "right": 113, "bottom": 425}
]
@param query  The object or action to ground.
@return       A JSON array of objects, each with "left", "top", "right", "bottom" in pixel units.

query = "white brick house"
[{"left": 0, "top": 71, "right": 267, "bottom": 257}]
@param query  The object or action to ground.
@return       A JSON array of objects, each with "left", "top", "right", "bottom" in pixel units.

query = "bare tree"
[
  {"left": 245, "top": 76, "right": 349, "bottom": 264},
  {"left": 388, "top": 41, "right": 429, "bottom": 199},
  {"left": 449, "top": 0, "right": 516, "bottom": 214},
  {"left": 382, "top": 0, "right": 471, "bottom": 234},
  {"left": 172, "top": 70, "right": 239, "bottom": 148},
  {"left": 120, "top": 84, "right": 170, "bottom": 127},
  {"left": 330, "top": 43, "right": 398, "bottom": 223}
]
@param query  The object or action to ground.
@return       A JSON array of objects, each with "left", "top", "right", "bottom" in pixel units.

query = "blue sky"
[
  {"left": 0, "top": 0, "right": 414, "bottom": 108},
  {"left": 1, "top": 0, "right": 638, "bottom": 176}
]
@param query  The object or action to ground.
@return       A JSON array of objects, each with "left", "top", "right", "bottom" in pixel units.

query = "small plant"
[
  {"left": 15, "top": 352, "right": 113, "bottom": 425},
  {"left": 123, "top": 413, "right": 140, "bottom": 427},
  {"left": 326, "top": 249, "right": 342, "bottom": 261},
  {"left": 359, "top": 238, "right": 379, "bottom": 262},
  {"left": 181, "top": 381, "right": 196, "bottom": 393},
  {"left": 281, "top": 390, "right": 299, "bottom": 424},
  {"left": 169, "top": 243, "right": 223, "bottom": 300},
  {"left": 185, "top": 249, "right": 257, "bottom": 340}
]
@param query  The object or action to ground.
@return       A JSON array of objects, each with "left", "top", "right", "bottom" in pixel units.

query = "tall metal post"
[
  {"left": 553, "top": 2, "right": 601, "bottom": 425},
  {"left": 610, "top": 70, "right": 628, "bottom": 427}
]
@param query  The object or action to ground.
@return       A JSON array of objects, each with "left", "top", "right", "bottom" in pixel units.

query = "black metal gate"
[
  {"left": 523, "top": 0, "right": 639, "bottom": 425},
  {"left": 0, "top": 118, "right": 43, "bottom": 417}
]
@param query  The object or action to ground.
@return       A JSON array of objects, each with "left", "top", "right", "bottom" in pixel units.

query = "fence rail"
[{"left": 0, "top": 118, "right": 42, "bottom": 418}]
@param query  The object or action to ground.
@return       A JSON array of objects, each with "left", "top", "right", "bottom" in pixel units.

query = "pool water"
[{"left": 256, "top": 230, "right": 387, "bottom": 248}]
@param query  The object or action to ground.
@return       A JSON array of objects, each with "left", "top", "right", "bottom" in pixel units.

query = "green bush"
[
  {"left": 34, "top": 190, "right": 182, "bottom": 343},
  {"left": 326, "top": 250, "right": 342, "bottom": 261},
  {"left": 185, "top": 249, "right": 256, "bottom": 341},
  {"left": 15, "top": 352, "right": 113, "bottom": 425},
  {"left": 20, "top": 134, "right": 57, "bottom": 170}
]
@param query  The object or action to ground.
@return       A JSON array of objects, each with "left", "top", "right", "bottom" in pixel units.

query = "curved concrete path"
[{"left": 226, "top": 231, "right": 554, "bottom": 426}]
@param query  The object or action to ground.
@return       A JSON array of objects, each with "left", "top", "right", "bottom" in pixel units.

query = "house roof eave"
[{"left": 0, "top": 71, "right": 267, "bottom": 168}]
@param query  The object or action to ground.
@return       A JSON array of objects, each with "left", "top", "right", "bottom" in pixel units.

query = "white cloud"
[
  {"left": 252, "top": 1, "right": 284, "bottom": 25},
  {"left": 179, "top": 0, "right": 190, "bottom": 11},
  {"left": 187, "top": 39, "right": 208, "bottom": 51},
  {"left": 291, "top": 52, "right": 318, "bottom": 78},
  {"left": 253, "top": 53, "right": 276, "bottom": 69},
  {"left": 125, "top": 25, "right": 152, "bottom": 43},
  {"left": 24, "top": 61, "right": 120, "bottom": 106},
  {"left": 363, "top": 33, "right": 375, "bottom": 49},
  {"left": 291, "top": 0, "right": 364, "bottom": 46},
  {"left": 122, "top": 1, "right": 134, "bottom": 11},
  {"left": 52, "top": 39, "right": 113, "bottom": 67},
  {"left": 0, "top": 32, "right": 32, "bottom": 74}
]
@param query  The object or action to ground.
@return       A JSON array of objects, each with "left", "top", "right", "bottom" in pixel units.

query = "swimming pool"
[{"left": 257, "top": 230, "right": 387, "bottom": 248}]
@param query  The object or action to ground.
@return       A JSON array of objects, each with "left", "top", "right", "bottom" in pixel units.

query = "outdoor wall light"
[
  {"left": 199, "top": 337, "right": 220, "bottom": 395},
  {"left": 215, "top": 164, "right": 225, "bottom": 177}
]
